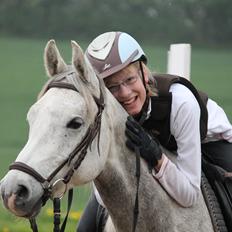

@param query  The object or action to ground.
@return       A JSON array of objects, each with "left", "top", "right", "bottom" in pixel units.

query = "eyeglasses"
[{"left": 106, "top": 75, "right": 139, "bottom": 94}]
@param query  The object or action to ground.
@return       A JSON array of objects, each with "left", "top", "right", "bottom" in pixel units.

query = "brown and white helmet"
[{"left": 86, "top": 31, "right": 147, "bottom": 79}]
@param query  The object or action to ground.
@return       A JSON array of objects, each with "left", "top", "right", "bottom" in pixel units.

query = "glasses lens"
[
  {"left": 108, "top": 85, "right": 119, "bottom": 93},
  {"left": 125, "top": 76, "right": 137, "bottom": 85},
  {"left": 107, "top": 75, "right": 138, "bottom": 94}
]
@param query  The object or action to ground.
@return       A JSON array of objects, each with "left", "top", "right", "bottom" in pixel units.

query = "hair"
[{"left": 133, "top": 61, "right": 158, "bottom": 96}]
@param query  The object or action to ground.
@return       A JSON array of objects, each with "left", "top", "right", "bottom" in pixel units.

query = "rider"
[{"left": 77, "top": 31, "right": 232, "bottom": 231}]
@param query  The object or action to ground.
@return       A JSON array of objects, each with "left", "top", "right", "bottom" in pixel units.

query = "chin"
[{"left": 127, "top": 106, "right": 142, "bottom": 116}]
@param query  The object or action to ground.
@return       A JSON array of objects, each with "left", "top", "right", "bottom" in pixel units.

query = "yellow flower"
[
  {"left": 69, "top": 211, "right": 82, "bottom": 220},
  {"left": 46, "top": 208, "right": 53, "bottom": 217},
  {"left": 3, "top": 226, "right": 10, "bottom": 232}
]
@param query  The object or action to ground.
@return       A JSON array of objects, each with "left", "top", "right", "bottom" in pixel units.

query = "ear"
[
  {"left": 71, "top": 40, "right": 91, "bottom": 83},
  {"left": 44, "top": 40, "right": 67, "bottom": 77}
]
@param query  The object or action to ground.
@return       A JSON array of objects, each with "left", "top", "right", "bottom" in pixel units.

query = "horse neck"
[
  {"left": 93, "top": 91, "right": 213, "bottom": 232},
  {"left": 94, "top": 92, "right": 141, "bottom": 231}
]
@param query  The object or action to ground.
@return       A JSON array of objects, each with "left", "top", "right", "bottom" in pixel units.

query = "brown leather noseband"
[{"left": 9, "top": 78, "right": 105, "bottom": 203}]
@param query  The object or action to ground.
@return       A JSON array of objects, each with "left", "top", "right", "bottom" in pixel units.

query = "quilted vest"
[{"left": 143, "top": 74, "right": 208, "bottom": 151}]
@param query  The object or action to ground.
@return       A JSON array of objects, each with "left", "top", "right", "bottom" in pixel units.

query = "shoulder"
[
  {"left": 170, "top": 83, "right": 199, "bottom": 106},
  {"left": 169, "top": 83, "right": 200, "bottom": 117},
  {"left": 169, "top": 84, "right": 201, "bottom": 145}
]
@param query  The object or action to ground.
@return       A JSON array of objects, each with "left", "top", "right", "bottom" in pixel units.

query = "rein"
[
  {"left": 9, "top": 77, "right": 105, "bottom": 232},
  {"left": 8, "top": 74, "right": 141, "bottom": 232},
  {"left": 131, "top": 114, "right": 146, "bottom": 232}
]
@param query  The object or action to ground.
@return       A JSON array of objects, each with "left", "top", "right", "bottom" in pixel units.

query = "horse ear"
[
  {"left": 71, "top": 40, "right": 91, "bottom": 83},
  {"left": 44, "top": 40, "right": 67, "bottom": 77}
]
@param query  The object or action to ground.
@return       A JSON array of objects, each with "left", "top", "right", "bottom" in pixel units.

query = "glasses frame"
[{"left": 106, "top": 74, "right": 140, "bottom": 94}]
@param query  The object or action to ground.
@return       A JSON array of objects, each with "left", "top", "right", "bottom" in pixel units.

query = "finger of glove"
[
  {"left": 125, "top": 127, "right": 141, "bottom": 146},
  {"left": 127, "top": 115, "right": 143, "bottom": 130},
  {"left": 151, "top": 135, "right": 160, "bottom": 146},
  {"left": 140, "top": 147, "right": 159, "bottom": 167},
  {"left": 126, "top": 139, "right": 136, "bottom": 151},
  {"left": 126, "top": 116, "right": 142, "bottom": 134},
  {"left": 145, "top": 141, "right": 162, "bottom": 161}
]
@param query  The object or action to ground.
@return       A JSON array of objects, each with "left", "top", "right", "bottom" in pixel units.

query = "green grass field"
[{"left": 0, "top": 37, "right": 231, "bottom": 231}]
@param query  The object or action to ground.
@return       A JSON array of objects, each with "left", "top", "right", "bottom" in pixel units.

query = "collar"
[{"left": 146, "top": 98, "right": 152, "bottom": 120}]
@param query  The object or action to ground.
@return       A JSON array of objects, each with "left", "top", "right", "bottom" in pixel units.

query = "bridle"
[
  {"left": 9, "top": 72, "right": 105, "bottom": 232},
  {"left": 8, "top": 71, "right": 141, "bottom": 232}
]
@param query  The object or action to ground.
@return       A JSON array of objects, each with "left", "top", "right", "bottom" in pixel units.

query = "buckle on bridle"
[{"left": 51, "top": 178, "right": 67, "bottom": 199}]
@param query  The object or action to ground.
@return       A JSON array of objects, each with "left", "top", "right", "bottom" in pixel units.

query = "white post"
[{"left": 167, "top": 44, "right": 191, "bottom": 80}]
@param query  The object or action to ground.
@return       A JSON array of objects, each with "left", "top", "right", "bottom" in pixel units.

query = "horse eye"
[{"left": 66, "top": 117, "right": 83, "bottom": 129}]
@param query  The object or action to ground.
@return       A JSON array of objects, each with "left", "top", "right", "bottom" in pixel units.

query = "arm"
[
  {"left": 206, "top": 98, "right": 232, "bottom": 142},
  {"left": 153, "top": 84, "right": 201, "bottom": 207}
]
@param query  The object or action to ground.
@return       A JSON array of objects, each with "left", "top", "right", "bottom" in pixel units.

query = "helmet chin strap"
[
  {"left": 139, "top": 61, "right": 147, "bottom": 88},
  {"left": 134, "top": 61, "right": 150, "bottom": 125}
]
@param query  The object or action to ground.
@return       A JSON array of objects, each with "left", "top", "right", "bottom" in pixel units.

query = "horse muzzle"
[{"left": 0, "top": 171, "right": 44, "bottom": 218}]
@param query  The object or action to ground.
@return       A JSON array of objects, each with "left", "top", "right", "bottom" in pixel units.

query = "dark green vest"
[{"left": 143, "top": 74, "right": 208, "bottom": 151}]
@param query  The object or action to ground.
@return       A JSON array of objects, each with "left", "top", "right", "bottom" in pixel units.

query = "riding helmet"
[{"left": 86, "top": 31, "right": 147, "bottom": 79}]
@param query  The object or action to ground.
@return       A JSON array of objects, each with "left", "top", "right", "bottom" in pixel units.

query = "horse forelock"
[
  {"left": 37, "top": 65, "right": 75, "bottom": 100},
  {"left": 37, "top": 65, "right": 106, "bottom": 120}
]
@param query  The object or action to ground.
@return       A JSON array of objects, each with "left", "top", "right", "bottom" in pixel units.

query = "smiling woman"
[{"left": 0, "top": 36, "right": 231, "bottom": 232}]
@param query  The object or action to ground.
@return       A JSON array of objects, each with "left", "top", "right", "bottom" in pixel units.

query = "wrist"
[{"left": 154, "top": 154, "right": 164, "bottom": 172}]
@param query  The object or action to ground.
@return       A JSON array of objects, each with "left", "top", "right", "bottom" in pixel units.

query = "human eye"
[{"left": 125, "top": 76, "right": 137, "bottom": 85}]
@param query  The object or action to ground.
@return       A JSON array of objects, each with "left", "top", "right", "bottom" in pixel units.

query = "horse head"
[{"left": 0, "top": 40, "right": 113, "bottom": 218}]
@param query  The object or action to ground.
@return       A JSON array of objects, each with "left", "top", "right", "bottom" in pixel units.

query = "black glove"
[{"left": 125, "top": 116, "right": 162, "bottom": 169}]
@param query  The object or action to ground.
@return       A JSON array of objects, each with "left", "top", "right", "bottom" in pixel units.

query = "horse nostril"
[{"left": 16, "top": 185, "right": 29, "bottom": 200}]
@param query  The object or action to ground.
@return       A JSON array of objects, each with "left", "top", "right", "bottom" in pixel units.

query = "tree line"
[{"left": 0, "top": 0, "right": 231, "bottom": 46}]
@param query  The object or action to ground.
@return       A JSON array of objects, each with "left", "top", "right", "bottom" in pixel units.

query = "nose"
[
  {"left": 117, "top": 84, "right": 132, "bottom": 97},
  {"left": 1, "top": 183, "right": 30, "bottom": 212},
  {"left": 15, "top": 184, "right": 30, "bottom": 207},
  {"left": 1, "top": 172, "right": 44, "bottom": 217}
]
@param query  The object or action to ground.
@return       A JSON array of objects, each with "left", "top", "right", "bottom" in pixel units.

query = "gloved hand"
[{"left": 125, "top": 116, "right": 162, "bottom": 169}]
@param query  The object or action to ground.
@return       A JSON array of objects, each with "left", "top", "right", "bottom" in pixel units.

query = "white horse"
[{"left": 0, "top": 40, "right": 214, "bottom": 232}]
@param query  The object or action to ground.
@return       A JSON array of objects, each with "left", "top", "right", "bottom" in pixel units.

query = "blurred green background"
[{"left": 0, "top": 0, "right": 231, "bottom": 231}]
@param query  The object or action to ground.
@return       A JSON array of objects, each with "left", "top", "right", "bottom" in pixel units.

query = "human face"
[{"left": 104, "top": 63, "right": 147, "bottom": 116}]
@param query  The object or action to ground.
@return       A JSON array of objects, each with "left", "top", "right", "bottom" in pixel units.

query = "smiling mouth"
[{"left": 122, "top": 96, "right": 137, "bottom": 107}]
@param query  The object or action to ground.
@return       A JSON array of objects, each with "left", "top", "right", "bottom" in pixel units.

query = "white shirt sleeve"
[
  {"left": 153, "top": 83, "right": 201, "bottom": 207},
  {"left": 93, "top": 183, "right": 105, "bottom": 207},
  {"left": 205, "top": 99, "right": 232, "bottom": 142}
]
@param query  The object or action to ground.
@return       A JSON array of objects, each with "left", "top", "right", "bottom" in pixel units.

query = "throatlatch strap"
[{"left": 60, "top": 189, "right": 74, "bottom": 232}]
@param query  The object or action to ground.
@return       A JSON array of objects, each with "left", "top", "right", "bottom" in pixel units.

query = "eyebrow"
[{"left": 106, "top": 75, "right": 135, "bottom": 86}]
